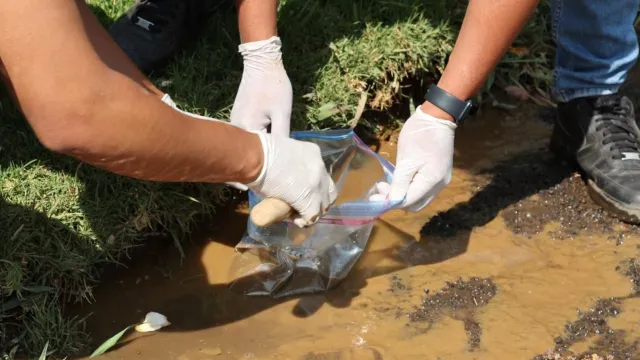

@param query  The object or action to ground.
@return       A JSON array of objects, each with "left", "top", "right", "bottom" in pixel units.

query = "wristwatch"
[{"left": 424, "top": 84, "right": 475, "bottom": 125}]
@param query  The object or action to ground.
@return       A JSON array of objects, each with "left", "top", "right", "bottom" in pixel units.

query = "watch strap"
[{"left": 424, "top": 85, "right": 474, "bottom": 125}]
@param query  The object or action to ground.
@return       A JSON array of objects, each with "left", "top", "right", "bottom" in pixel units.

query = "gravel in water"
[{"left": 407, "top": 277, "right": 497, "bottom": 350}]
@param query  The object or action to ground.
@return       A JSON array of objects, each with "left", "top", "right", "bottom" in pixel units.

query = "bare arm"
[
  {"left": 389, "top": 0, "right": 541, "bottom": 211},
  {"left": 422, "top": 0, "right": 540, "bottom": 120},
  {"left": 235, "top": 0, "right": 279, "bottom": 43},
  {"left": 0, "top": 0, "right": 262, "bottom": 184}
]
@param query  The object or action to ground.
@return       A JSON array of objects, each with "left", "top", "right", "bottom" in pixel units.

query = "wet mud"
[
  {"left": 423, "top": 147, "right": 640, "bottom": 241},
  {"left": 500, "top": 159, "right": 640, "bottom": 241},
  {"left": 71, "top": 95, "right": 640, "bottom": 359}
]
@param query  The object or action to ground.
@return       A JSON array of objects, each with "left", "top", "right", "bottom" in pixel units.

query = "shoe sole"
[
  {"left": 548, "top": 128, "right": 640, "bottom": 225},
  {"left": 586, "top": 179, "right": 640, "bottom": 225}
]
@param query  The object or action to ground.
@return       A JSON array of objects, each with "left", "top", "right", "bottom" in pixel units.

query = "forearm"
[
  {"left": 235, "top": 0, "right": 278, "bottom": 43},
  {"left": 422, "top": 0, "right": 540, "bottom": 120},
  {"left": 49, "top": 73, "right": 263, "bottom": 184},
  {"left": 0, "top": 0, "right": 263, "bottom": 185}
]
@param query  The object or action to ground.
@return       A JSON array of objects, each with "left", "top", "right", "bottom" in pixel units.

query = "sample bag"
[{"left": 228, "top": 129, "right": 401, "bottom": 298}]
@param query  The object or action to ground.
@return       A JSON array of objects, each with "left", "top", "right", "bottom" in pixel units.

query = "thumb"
[
  {"left": 390, "top": 163, "right": 417, "bottom": 204},
  {"left": 233, "top": 111, "right": 271, "bottom": 133},
  {"left": 269, "top": 107, "right": 292, "bottom": 137}
]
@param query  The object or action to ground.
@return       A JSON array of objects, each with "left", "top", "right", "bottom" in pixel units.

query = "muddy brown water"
[{"left": 73, "top": 104, "right": 640, "bottom": 360}]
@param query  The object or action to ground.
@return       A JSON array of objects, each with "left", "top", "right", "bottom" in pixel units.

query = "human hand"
[
  {"left": 230, "top": 36, "right": 293, "bottom": 137},
  {"left": 246, "top": 131, "right": 338, "bottom": 228},
  {"left": 389, "top": 105, "right": 457, "bottom": 212}
]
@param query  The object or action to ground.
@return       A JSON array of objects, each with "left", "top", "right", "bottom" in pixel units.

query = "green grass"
[{"left": 0, "top": 0, "right": 553, "bottom": 358}]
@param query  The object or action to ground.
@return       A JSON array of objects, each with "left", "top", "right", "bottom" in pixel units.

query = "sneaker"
[
  {"left": 549, "top": 94, "right": 640, "bottom": 224},
  {"left": 108, "top": 0, "right": 229, "bottom": 73}
]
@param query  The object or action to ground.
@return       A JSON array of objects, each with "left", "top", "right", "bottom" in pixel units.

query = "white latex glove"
[
  {"left": 389, "top": 105, "right": 457, "bottom": 212},
  {"left": 246, "top": 131, "right": 338, "bottom": 227},
  {"left": 230, "top": 36, "right": 293, "bottom": 137},
  {"left": 160, "top": 94, "right": 336, "bottom": 227}
]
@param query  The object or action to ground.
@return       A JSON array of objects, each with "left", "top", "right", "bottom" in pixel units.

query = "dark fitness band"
[{"left": 424, "top": 84, "right": 475, "bottom": 125}]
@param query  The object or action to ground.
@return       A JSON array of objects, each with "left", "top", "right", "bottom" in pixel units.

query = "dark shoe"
[
  {"left": 108, "top": 0, "right": 227, "bottom": 73},
  {"left": 549, "top": 94, "right": 640, "bottom": 224}
]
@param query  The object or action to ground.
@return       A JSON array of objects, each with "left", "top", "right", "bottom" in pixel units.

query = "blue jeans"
[{"left": 552, "top": 0, "right": 640, "bottom": 102}]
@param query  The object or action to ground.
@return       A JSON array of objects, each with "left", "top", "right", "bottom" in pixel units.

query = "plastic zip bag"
[{"left": 228, "top": 129, "right": 401, "bottom": 298}]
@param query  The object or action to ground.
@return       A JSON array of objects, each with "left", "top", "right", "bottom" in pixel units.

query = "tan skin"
[
  {"left": 0, "top": 0, "right": 537, "bottom": 183},
  {"left": 233, "top": 0, "right": 542, "bottom": 123},
  {"left": 235, "top": 0, "right": 542, "bottom": 123},
  {"left": 236, "top": 0, "right": 279, "bottom": 43},
  {"left": 421, "top": 0, "right": 540, "bottom": 121},
  {"left": 0, "top": 0, "right": 263, "bottom": 185}
]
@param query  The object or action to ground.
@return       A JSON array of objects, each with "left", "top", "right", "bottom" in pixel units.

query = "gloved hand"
[
  {"left": 230, "top": 36, "right": 293, "bottom": 137},
  {"left": 160, "top": 93, "right": 336, "bottom": 227},
  {"left": 389, "top": 105, "right": 457, "bottom": 212},
  {"left": 246, "top": 131, "right": 338, "bottom": 228}
]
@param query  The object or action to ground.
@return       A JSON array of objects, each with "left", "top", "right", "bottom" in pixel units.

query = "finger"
[
  {"left": 294, "top": 217, "right": 312, "bottom": 228},
  {"left": 269, "top": 73, "right": 293, "bottom": 137},
  {"left": 371, "top": 181, "right": 391, "bottom": 197},
  {"left": 403, "top": 171, "right": 446, "bottom": 212},
  {"left": 232, "top": 115, "right": 270, "bottom": 133},
  {"left": 389, "top": 164, "right": 417, "bottom": 204},
  {"left": 295, "top": 201, "right": 322, "bottom": 228},
  {"left": 327, "top": 177, "right": 338, "bottom": 205},
  {"left": 405, "top": 191, "right": 435, "bottom": 212},
  {"left": 376, "top": 181, "right": 391, "bottom": 196},
  {"left": 320, "top": 176, "right": 338, "bottom": 214},
  {"left": 230, "top": 99, "right": 270, "bottom": 132},
  {"left": 367, "top": 182, "right": 390, "bottom": 201},
  {"left": 295, "top": 179, "right": 335, "bottom": 228}
]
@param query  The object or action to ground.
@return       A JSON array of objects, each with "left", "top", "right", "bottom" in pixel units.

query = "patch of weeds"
[
  {"left": 0, "top": 105, "right": 226, "bottom": 357},
  {"left": 159, "top": 0, "right": 554, "bottom": 131},
  {"left": 18, "top": 296, "right": 88, "bottom": 358},
  {"left": 0, "top": 34, "right": 224, "bottom": 360}
]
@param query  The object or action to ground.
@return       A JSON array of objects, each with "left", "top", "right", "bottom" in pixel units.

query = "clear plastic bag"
[{"left": 228, "top": 129, "right": 401, "bottom": 298}]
